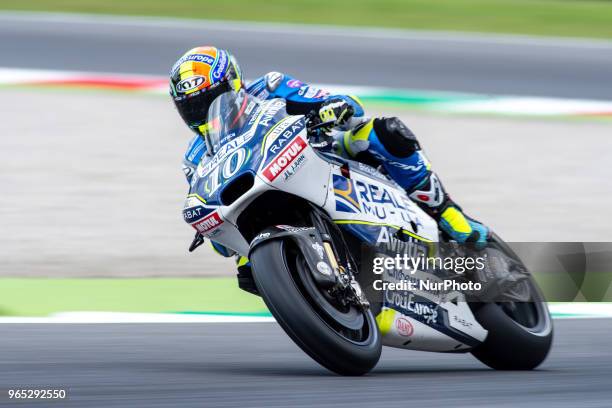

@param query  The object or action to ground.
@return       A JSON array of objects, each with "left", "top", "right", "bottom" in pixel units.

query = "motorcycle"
[{"left": 183, "top": 92, "right": 553, "bottom": 375}]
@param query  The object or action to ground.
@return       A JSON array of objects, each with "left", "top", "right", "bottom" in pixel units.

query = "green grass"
[
  {"left": 0, "top": 274, "right": 609, "bottom": 317},
  {"left": 0, "top": 278, "right": 267, "bottom": 316},
  {"left": 1, "top": 0, "right": 612, "bottom": 39}
]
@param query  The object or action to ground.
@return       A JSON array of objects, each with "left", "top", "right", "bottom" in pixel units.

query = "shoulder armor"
[{"left": 265, "top": 71, "right": 284, "bottom": 92}]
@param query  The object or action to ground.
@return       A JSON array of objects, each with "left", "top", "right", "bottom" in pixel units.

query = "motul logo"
[
  {"left": 192, "top": 211, "right": 223, "bottom": 233},
  {"left": 263, "top": 137, "right": 307, "bottom": 181}
]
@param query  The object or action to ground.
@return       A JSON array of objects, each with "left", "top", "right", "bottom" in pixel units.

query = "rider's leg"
[
  {"left": 236, "top": 255, "right": 258, "bottom": 295},
  {"left": 406, "top": 172, "right": 489, "bottom": 245},
  {"left": 210, "top": 241, "right": 258, "bottom": 294},
  {"left": 342, "top": 117, "right": 489, "bottom": 245}
]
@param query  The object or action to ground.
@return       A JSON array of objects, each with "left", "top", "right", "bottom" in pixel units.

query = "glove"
[{"left": 318, "top": 99, "right": 354, "bottom": 129}]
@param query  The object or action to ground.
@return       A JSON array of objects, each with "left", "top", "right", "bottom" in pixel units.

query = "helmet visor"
[{"left": 173, "top": 81, "right": 230, "bottom": 129}]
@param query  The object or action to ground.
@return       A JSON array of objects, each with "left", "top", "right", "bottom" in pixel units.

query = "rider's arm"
[
  {"left": 183, "top": 135, "right": 206, "bottom": 183},
  {"left": 247, "top": 72, "right": 365, "bottom": 118}
]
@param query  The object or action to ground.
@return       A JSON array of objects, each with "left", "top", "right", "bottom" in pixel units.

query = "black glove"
[{"left": 318, "top": 99, "right": 354, "bottom": 129}]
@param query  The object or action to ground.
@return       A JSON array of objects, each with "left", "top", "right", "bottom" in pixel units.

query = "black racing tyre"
[
  {"left": 471, "top": 235, "right": 553, "bottom": 370},
  {"left": 250, "top": 238, "right": 381, "bottom": 376}
]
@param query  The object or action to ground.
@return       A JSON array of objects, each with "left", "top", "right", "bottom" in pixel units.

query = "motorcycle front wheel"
[{"left": 250, "top": 237, "right": 381, "bottom": 376}]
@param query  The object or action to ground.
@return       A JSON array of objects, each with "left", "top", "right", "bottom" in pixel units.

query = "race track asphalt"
[
  {"left": 1, "top": 13, "right": 612, "bottom": 99},
  {"left": 0, "top": 318, "right": 609, "bottom": 407}
]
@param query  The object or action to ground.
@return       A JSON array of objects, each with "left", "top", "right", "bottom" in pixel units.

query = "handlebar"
[
  {"left": 305, "top": 111, "right": 336, "bottom": 133},
  {"left": 305, "top": 102, "right": 355, "bottom": 134}
]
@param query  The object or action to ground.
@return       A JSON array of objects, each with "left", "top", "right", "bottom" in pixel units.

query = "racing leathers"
[{"left": 183, "top": 72, "right": 489, "bottom": 288}]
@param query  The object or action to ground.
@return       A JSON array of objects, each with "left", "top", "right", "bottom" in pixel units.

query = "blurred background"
[
  {"left": 0, "top": 1, "right": 611, "bottom": 405},
  {"left": 0, "top": 0, "right": 611, "bottom": 315}
]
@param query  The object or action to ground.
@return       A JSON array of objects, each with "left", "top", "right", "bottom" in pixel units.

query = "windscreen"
[{"left": 204, "top": 90, "right": 257, "bottom": 155}]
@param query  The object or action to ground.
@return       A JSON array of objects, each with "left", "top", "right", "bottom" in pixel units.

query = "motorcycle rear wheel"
[{"left": 471, "top": 234, "right": 553, "bottom": 370}]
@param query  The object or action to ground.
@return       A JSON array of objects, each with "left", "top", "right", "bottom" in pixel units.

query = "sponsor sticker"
[
  {"left": 333, "top": 174, "right": 361, "bottom": 213},
  {"left": 286, "top": 79, "right": 303, "bottom": 88},
  {"left": 395, "top": 317, "right": 414, "bottom": 337},
  {"left": 311, "top": 242, "right": 325, "bottom": 259},
  {"left": 301, "top": 87, "right": 321, "bottom": 99},
  {"left": 276, "top": 225, "right": 313, "bottom": 233},
  {"left": 314, "top": 89, "right": 330, "bottom": 99},
  {"left": 197, "top": 134, "right": 254, "bottom": 178},
  {"left": 262, "top": 117, "right": 298, "bottom": 154},
  {"left": 261, "top": 120, "right": 305, "bottom": 168},
  {"left": 452, "top": 315, "right": 473, "bottom": 328},
  {"left": 258, "top": 99, "right": 286, "bottom": 127},
  {"left": 386, "top": 291, "right": 439, "bottom": 325},
  {"left": 262, "top": 137, "right": 307, "bottom": 181},
  {"left": 254, "top": 232, "right": 271, "bottom": 241},
  {"left": 191, "top": 211, "right": 223, "bottom": 234},
  {"left": 171, "top": 53, "right": 215, "bottom": 73},
  {"left": 316, "top": 262, "right": 332, "bottom": 276},
  {"left": 183, "top": 195, "right": 209, "bottom": 223},
  {"left": 281, "top": 154, "right": 307, "bottom": 182},
  {"left": 176, "top": 76, "right": 206, "bottom": 93},
  {"left": 212, "top": 50, "right": 228, "bottom": 80},
  {"left": 183, "top": 206, "right": 205, "bottom": 223}
]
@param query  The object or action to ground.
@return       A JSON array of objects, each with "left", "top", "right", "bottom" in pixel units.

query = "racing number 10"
[{"left": 205, "top": 147, "right": 248, "bottom": 194}]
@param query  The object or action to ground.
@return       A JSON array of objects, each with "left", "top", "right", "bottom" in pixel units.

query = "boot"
[{"left": 408, "top": 172, "right": 489, "bottom": 247}]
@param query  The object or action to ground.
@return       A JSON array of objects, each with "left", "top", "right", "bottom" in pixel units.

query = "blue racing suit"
[
  {"left": 183, "top": 72, "right": 428, "bottom": 190},
  {"left": 183, "top": 72, "right": 488, "bottom": 262}
]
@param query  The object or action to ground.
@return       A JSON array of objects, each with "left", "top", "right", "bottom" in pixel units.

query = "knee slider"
[{"left": 373, "top": 117, "right": 420, "bottom": 158}]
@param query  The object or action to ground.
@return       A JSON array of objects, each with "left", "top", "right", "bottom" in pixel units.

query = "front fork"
[
  {"left": 247, "top": 205, "right": 370, "bottom": 310},
  {"left": 307, "top": 205, "right": 370, "bottom": 310}
]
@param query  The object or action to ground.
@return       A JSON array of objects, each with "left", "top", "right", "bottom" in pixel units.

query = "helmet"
[{"left": 170, "top": 46, "right": 243, "bottom": 137}]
